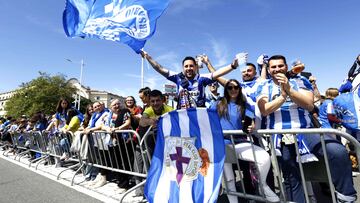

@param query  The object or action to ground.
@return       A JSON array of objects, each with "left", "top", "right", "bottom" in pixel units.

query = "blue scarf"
[
  {"left": 90, "top": 110, "right": 106, "bottom": 128},
  {"left": 273, "top": 134, "right": 318, "bottom": 163}
]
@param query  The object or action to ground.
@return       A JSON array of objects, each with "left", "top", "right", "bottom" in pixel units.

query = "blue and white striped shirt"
[
  {"left": 258, "top": 76, "right": 313, "bottom": 130},
  {"left": 241, "top": 77, "right": 268, "bottom": 129},
  {"left": 167, "top": 72, "right": 214, "bottom": 107}
]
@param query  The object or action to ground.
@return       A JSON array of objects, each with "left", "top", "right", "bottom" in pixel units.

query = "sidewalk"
[{"left": 0, "top": 149, "right": 145, "bottom": 203}]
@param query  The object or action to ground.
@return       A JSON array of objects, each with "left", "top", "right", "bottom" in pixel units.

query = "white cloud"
[
  {"left": 154, "top": 51, "right": 182, "bottom": 72},
  {"left": 26, "top": 15, "right": 63, "bottom": 34},
  {"left": 112, "top": 87, "right": 137, "bottom": 98},
  {"left": 123, "top": 73, "right": 142, "bottom": 79},
  {"left": 249, "top": 0, "right": 271, "bottom": 18},
  {"left": 207, "top": 37, "right": 230, "bottom": 67},
  {"left": 112, "top": 74, "right": 169, "bottom": 105},
  {"left": 26, "top": 15, "right": 46, "bottom": 26},
  {"left": 168, "top": 0, "right": 221, "bottom": 14},
  {"left": 144, "top": 75, "right": 166, "bottom": 90}
]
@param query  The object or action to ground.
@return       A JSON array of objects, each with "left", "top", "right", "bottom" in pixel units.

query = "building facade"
[
  {"left": 67, "top": 78, "right": 125, "bottom": 108},
  {"left": 0, "top": 90, "right": 16, "bottom": 117}
]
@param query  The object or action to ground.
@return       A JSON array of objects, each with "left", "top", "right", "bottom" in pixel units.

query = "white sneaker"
[
  {"left": 263, "top": 185, "right": 280, "bottom": 202},
  {"left": 60, "top": 152, "right": 69, "bottom": 160},
  {"left": 87, "top": 174, "right": 102, "bottom": 186},
  {"left": 93, "top": 175, "right": 107, "bottom": 188},
  {"left": 336, "top": 191, "right": 357, "bottom": 203}
]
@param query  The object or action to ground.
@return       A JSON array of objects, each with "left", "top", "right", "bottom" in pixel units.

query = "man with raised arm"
[{"left": 140, "top": 51, "right": 238, "bottom": 109}]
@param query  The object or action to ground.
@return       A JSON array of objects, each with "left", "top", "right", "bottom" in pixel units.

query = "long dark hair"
[
  {"left": 216, "top": 79, "right": 246, "bottom": 120},
  {"left": 82, "top": 104, "right": 93, "bottom": 128},
  {"left": 56, "top": 98, "right": 71, "bottom": 114}
]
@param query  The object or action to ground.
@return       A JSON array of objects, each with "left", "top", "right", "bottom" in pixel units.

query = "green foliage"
[
  {"left": 5, "top": 72, "right": 77, "bottom": 118},
  {"left": 79, "top": 97, "right": 93, "bottom": 114}
]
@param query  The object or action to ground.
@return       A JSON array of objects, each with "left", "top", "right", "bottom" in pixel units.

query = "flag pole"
[
  {"left": 79, "top": 59, "right": 84, "bottom": 110},
  {"left": 141, "top": 49, "right": 144, "bottom": 88}
]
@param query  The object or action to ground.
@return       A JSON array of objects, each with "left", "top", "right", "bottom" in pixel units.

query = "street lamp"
[{"left": 66, "top": 59, "right": 85, "bottom": 110}]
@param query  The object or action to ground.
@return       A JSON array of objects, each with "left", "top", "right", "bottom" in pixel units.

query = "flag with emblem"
[
  {"left": 63, "top": 0, "right": 171, "bottom": 53},
  {"left": 144, "top": 108, "right": 225, "bottom": 203}
]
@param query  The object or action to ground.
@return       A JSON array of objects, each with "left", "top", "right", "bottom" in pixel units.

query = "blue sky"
[{"left": 1, "top": 0, "right": 359, "bottom": 104}]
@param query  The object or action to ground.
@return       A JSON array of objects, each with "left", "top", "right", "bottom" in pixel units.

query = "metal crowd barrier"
[
  {"left": 82, "top": 128, "right": 153, "bottom": 202},
  {"left": 2, "top": 127, "right": 358, "bottom": 203},
  {"left": 1, "top": 127, "right": 155, "bottom": 201},
  {"left": 9, "top": 131, "right": 38, "bottom": 161},
  {"left": 2, "top": 130, "right": 83, "bottom": 182},
  {"left": 222, "top": 128, "right": 360, "bottom": 203},
  {"left": 223, "top": 130, "right": 276, "bottom": 203}
]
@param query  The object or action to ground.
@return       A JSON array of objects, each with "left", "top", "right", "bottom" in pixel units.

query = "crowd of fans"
[{"left": 1, "top": 53, "right": 360, "bottom": 203}]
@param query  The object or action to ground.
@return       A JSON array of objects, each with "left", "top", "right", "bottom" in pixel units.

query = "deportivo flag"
[
  {"left": 144, "top": 108, "right": 225, "bottom": 203},
  {"left": 63, "top": 0, "right": 170, "bottom": 53}
]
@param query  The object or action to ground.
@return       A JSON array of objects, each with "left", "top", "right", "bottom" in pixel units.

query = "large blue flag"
[
  {"left": 63, "top": 0, "right": 170, "bottom": 53},
  {"left": 144, "top": 108, "right": 225, "bottom": 203}
]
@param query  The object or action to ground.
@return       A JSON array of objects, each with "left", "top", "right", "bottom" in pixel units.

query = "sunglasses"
[{"left": 226, "top": 85, "right": 240, "bottom": 91}]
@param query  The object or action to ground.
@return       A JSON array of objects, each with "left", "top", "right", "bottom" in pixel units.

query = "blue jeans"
[
  {"left": 280, "top": 134, "right": 356, "bottom": 203},
  {"left": 59, "top": 138, "right": 70, "bottom": 154}
]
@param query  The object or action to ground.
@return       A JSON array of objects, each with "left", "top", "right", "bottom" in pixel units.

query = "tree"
[
  {"left": 5, "top": 72, "right": 77, "bottom": 118},
  {"left": 78, "top": 96, "right": 93, "bottom": 114}
]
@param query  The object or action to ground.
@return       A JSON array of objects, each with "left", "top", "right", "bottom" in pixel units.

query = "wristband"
[{"left": 231, "top": 64, "right": 237, "bottom": 69}]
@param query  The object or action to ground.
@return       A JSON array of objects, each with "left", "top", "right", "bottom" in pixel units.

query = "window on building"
[{"left": 96, "top": 96, "right": 100, "bottom": 100}]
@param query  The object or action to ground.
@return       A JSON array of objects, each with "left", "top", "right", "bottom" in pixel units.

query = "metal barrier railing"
[
  {"left": 4, "top": 130, "right": 83, "bottom": 182},
  {"left": 82, "top": 128, "right": 153, "bottom": 202},
  {"left": 1, "top": 127, "right": 358, "bottom": 203},
  {"left": 223, "top": 130, "right": 278, "bottom": 203},
  {"left": 223, "top": 128, "right": 360, "bottom": 203},
  {"left": 1, "top": 127, "right": 155, "bottom": 201}
]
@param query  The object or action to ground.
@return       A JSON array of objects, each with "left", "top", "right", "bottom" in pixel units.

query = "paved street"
[
  {"left": 1, "top": 151, "right": 360, "bottom": 203},
  {"left": 0, "top": 158, "right": 102, "bottom": 203}
]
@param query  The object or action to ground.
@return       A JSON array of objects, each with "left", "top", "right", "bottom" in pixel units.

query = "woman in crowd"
[
  {"left": 125, "top": 96, "right": 142, "bottom": 130},
  {"left": 210, "top": 79, "right": 279, "bottom": 203},
  {"left": 104, "top": 99, "right": 133, "bottom": 188},
  {"left": 55, "top": 98, "right": 72, "bottom": 130},
  {"left": 60, "top": 108, "right": 82, "bottom": 160},
  {"left": 80, "top": 104, "right": 94, "bottom": 130},
  {"left": 70, "top": 104, "right": 93, "bottom": 154},
  {"left": 89, "top": 99, "right": 132, "bottom": 188}
]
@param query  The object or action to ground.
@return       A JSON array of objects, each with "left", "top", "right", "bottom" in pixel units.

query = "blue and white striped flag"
[
  {"left": 144, "top": 108, "right": 225, "bottom": 203},
  {"left": 63, "top": 0, "right": 170, "bottom": 53}
]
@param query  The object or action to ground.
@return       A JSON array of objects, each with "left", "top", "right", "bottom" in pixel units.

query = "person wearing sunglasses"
[
  {"left": 205, "top": 81, "right": 220, "bottom": 108},
  {"left": 210, "top": 79, "right": 279, "bottom": 203},
  {"left": 204, "top": 56, "right": 267, "bottom": 128}
]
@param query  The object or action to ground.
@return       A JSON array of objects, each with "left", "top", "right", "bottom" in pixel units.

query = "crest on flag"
[{"left": 164, "top": 136, "right": 202, "bottom": 184}]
